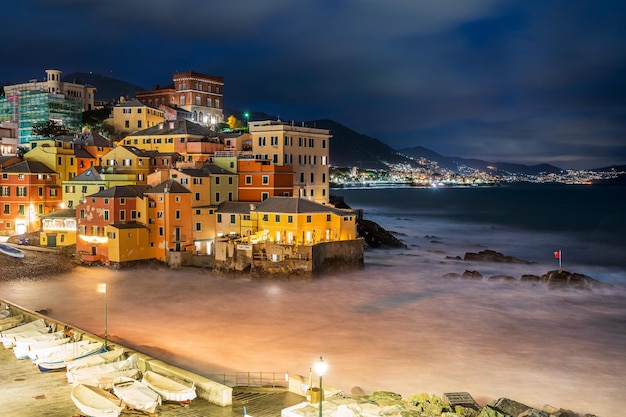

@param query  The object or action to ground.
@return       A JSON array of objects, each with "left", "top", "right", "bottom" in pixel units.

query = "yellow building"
[
  {"left": 248, "top": 120, "right": 331, "bottom": 203},
  {"left": 100, "top": 145, "right": 154, "bottom": 184},
  {"left": 112, "top": 98, "right": 165, "bottom": 138},
  {"left": 40, "top": 209, "right": 76, "bottom": 247},
  {"left": 24, "top": 138, "right": 79, "bottom": 184},
  {"left": 249, "top": 197, "right": 357, "bottom": 245},
  {"left": 191, "top": 205, "right": 218, "bottom": 255},
  {"left": 62, "top": 166, "right": 137, "bottom": 209},
  {"left": 106, "top": 222, "right": 154, "bottom": 265},
  {"left": 215, "top": 202, "right": 255, "bottom": 239}
]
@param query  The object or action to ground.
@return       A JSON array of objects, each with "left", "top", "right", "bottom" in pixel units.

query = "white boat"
[
  {"left": 71, "top": 383, "right": 125, "bottom": 417},
  {"left": 30, "top": 339, "right": 91, "bottom": 362},
  {"left": 66, "top": 347, "right": 126, "bottom": 373},
  {"left": 142, "top": 370, "right": 197, "bottom": 403},
  {"left": 36, "top": 341, "right": 105, "bottom": 371},
  {"left": 12, "top": 329, "right": 66, "bottom": 349},
  {"left": 113, "top": 376, "right": 162, "bottom": 414},
  {"left": 67, "top": 353, "right": 139, "bottom": 388},
  {"left": 0, "top": 309, "right": 10, "bottom": 319},
  {"left": 0, "top": 242, "right": 24, "bottom": 259},
  {"left": 2, "top": 324, "right": 56, "bottom": 349},
  {"left": 1, "top": 318, "right": 48, "bottom": 347},
  {"left": 0, "top": 314, "right": 24, "bottom": 331},
  {"left": 14, "top": 333, "right": 70, "bottom": 360}
]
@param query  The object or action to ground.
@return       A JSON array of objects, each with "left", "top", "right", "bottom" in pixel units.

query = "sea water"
[{"left": 0, "top": 184, "right": 624, "bottom": 416}]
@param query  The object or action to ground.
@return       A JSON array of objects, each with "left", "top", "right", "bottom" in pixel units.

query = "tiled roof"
[
  {"left": 72, "top": 166, "right": 103, "bottom": 181},
  {"left": 109, "top": 222, "right": 149, "bottom": 230},
  {"left": 145, "top": 179, "right": 191, "bottom": 194},
  {"left": 217, "top": 201, "right": 256, "bottom": 214},
  {"left": 88, "top": 185, "right": 152, "bottom": 198},
  {"left": 128, "top": 119, "right": 216, "bottom": 137},
  {"left": 41, "top": 208, "right": 76, "bottom": 219},
  {"left": 3, "top": 160, "right": 56, "bottom": 174},
  {"left": 253, "top": 197, "right": 352, "bottom": 215}
]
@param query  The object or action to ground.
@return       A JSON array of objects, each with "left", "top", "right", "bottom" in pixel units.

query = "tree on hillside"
[
  {"left": 82, "top": 108, "right": 111, "bottom": 129},
  {"left": 32, "top": 120, "right": 70, "bottom": 138}
]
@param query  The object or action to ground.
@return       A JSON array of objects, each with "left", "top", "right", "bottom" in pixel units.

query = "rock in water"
[
  {"left": 541, "top": 270, "right": 612, "bottom": 290},
  {"left": 464, "top": 250, "right": 531, "bottom": 264}
]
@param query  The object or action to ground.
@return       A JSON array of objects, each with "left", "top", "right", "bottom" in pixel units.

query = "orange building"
[
  {"left": 0, "top": 160, "right": 61, "bottom": 235},
  {"left": 142, "top": 180, "right": 193, "bottom": 261},
  {"left": 237, "top": 158, "right": 294, "bottom": 202}
]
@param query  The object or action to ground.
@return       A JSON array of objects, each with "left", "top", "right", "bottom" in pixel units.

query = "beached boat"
[
  {"left": 2, "top": 322, "right": 56, "bottom": 349},
  {"left": 0, "top": 314, "right": 24, "bottom": 331},
  {"left": 14, "top": 333, "right": 70, "bottom": 360},
  {"left": 142, "top": 370, "right": 197, "bottom": 403},
  {"left": 113, "top": 376, "right": 162, "bottom": 414},
  {"left": 0, "top": 309, "right": 10, "bottom": 319},
  {"left": 67, "top": 353, "right": 139, "bottom": 388},
  {"left": 0, "top": 243, "right": 25, "bottom": 259},
  {"left": 1, "top": 318, "right": 48, "bottom": 347},
  {"left": 66, "top": 347, "right": 126, "bottom": 373},
  {"left": 36, "top": 341, "right": 105, "bottom": 371},
  {"left": 71, "top": 383, "right": 125, "bottom": 417}
]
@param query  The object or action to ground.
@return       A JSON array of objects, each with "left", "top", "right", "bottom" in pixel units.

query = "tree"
[
  {"left": 227, "top": 115, "right": 243, "bottom": 129},
  {"left": 32, "top": 120, "right": 70, "bottom": 138}
]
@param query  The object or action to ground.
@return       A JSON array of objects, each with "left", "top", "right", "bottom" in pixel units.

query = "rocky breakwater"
[
  {"left": 442, "top": 250, "right": 612, "bottom": 290},
  {"left": 284, "top": 391, "right": 602, "bottom": 417}
]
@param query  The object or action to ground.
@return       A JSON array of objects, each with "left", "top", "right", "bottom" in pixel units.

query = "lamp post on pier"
[
  {"left": 313, "top": 356, "right": 327, "bottom": 417},
  {"left": 97, "top": 282, "right": 107, "bottom": 349}
]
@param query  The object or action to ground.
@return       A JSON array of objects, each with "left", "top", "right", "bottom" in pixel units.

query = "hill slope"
[{"left": 62, "top": 72, "right": 146, "bottom": 102}]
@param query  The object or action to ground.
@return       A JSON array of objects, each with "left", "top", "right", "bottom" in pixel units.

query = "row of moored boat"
[{"left": 0, "top": 308, "right": 197, "bottom": 416}]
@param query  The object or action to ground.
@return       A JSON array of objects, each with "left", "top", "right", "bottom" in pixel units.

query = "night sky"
[{"left": 3, "top": 0, "right": 626, "bottom": 169}]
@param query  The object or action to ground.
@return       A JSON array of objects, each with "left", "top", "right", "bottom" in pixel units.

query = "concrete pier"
[{"left": 0, "top": 301, "right": 305, "bottom": 416}]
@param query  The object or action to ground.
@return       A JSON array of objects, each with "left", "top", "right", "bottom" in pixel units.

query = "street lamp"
[
  {"left": 97, "top": 282, "right": 107, "bottom": 350},
  {"left": 314, "top": 356, "right": 327, "bottom": 417},
  {"left": 244, "top": 112, "right": 250, "bottom": 129}
]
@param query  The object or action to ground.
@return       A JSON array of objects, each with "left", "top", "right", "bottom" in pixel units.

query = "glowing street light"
[
  {"left": 313, "top": 356, "right": 327, "bottom": 417},
  {"left": 97, "top": 282, "right": 107, "bottom": 349},
  {"left": 244, "top": 112, "right": 250, "bottom": 129}
]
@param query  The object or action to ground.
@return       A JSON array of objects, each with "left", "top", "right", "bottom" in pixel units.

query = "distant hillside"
[
  {"left": 399, "top": 146, "right": 563, "bottom": 175},
  {"left": 62, "top": 72, "right": 146, "bottom": 102},
  {"left": 306, "top": 119, "right": 409, "bottom": 169}
]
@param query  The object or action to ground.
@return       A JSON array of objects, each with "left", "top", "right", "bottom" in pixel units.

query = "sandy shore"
[{"left": 0, "top": 246, "right": 77, "bottom": 282}]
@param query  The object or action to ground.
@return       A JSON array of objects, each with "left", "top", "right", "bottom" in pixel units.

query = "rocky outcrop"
[
  {"left": 357, "top": 218, "right": 407, "bottom": 249},
  {"left": 540, "top": 270, "right": 613, "bottom": 290},
  {"left": 464, "top": 250, "right": 531, "bottom": 264}
]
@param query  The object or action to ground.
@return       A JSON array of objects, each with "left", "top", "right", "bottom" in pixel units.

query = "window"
[
  {"left": 245, "top": 176, "right": 252, "bottom": 185},
  {"left": 137, "top": 121, "right": 142, "bottom": 128},
  {"left": 159, "top": 227, "right": 164, "bottom": 236},
  {"left": 175, "top": 210, "right": 181, "bottom": 219},
  {"left": 327, "top": 214, "right": 331, "bottom": 221},
  {"left": 215, "top": 177, "right": 220, "bottom": 185},
  {"left": 217, "top": 214, "right": 222, "bottom": 223},
  {"left": 306, "top": 215, "right": 312, "bottom": 223},
  {"left": 262, "top": 176, "right": 269, "bottom": 184},
  {"left": 158, "top": 211, "right": 163, "bottom": 218},
  {"left": 18, "top": 205, "right": 25, "bottom": 215},
  {"left": 275, "top": 215, "right": 280, "bottom": 222},
  {"left": 104, "top": 210, "right": 110, "bottom": 221},
  {"left": 1, "top": 186, "right": 9, "bottom": 196},
  {"left": 3, "top": 204, "right": 9, "bottom": 214},
  {"left": 215, "top": 192, "right": 220, "bottom": 202},
  {"left": 195, "top": 192, "right": 200, "bottom": 201},
  {"left": 228, "top": 192, "right": 233, "bottom": 201},
  {"left": 195, "top": 222, "right": 202, "bottom": 231},
  {"left": 262, "top": 214, "right": 268, "bottom": 221},
  {"left": 322, "top": 173, "right": 326, "bottom": 183},
  {"left": 120, "top": 198, "right": 126, "bottom": 205},
  {"left": 310, "top": 173, "right": 315, "bottom": 183},
  {"left": 309, "top": 138, "right": 314, "bottom": 147},
  {"left": 261, "top": 192, "right": 269, "bottom": 201},
  {"left": 120, "top": 210, "right": 125, "bottom": 221},
  {"left": 288, "top": 215, "right": 293, "bottom": 223},
  {"left": 228, "top": 177, "right": 233, "bottom": 185},
  {"left": 17, "top": 187, "right": 27, "bottom": 197},
  {"left": 80, "top": 209, "right": 85, "bottom": 219},
  {"left": 131, "top": 210, "right": 137, "bottom": 219},
  {"left": 230, "top": 214, "right": 236, "bottom": 224}
]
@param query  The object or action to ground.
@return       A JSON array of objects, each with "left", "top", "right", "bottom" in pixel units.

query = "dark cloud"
[{"left": 2, "top": 0, "right": 625, "bottom": 169}]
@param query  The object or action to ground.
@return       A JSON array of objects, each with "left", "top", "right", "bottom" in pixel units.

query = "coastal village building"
[
  {"left": 99, "top": 145, "right": 179, "bottom": 184},
  {"left": 40, "top": 208, "right": 77, "bottom": 248},
  {"left": 75, "top": 185, "right": 151, "bottom": 264},
  {"left": 237, "top": 158, "right": 294, "bottom": 201},
  {"left": 136, "top": 71, "right": 224, "bottom": 128},
  {"left": 0, "top": 122, "right": 19, "bottom": 156},
  {"left": 0, "top": 69, "right": 96, "bottom": 145},
  {"left": 119, "top": 119, "right": 222, "bottom": 165},
  {"left": 23, "top": 138, "right": 79, "bottom": 184},
  {"left": 142, "top": 180, "right": 193, "bottom": 261},
  {"left": 62, "top": 166, "right": 137, "bottom": 209},
  {"left": 0, "top": 160, "right": 61, "bottom": 235},
  {"left": 111, "top": 98, "right": 165, "bottom": 138},
  {"left": 248, "top": 120, "right": 331, "bottom": 204}
]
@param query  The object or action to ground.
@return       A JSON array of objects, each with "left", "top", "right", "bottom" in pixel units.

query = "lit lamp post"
[
  {"left": 244, "top": 112, "right": 250, "bottom": 129},
  {"left": 97, "top": 282, "right": 107, "bottom": 349},
  {"left": 314, "top": 356, "right": 327, "bottom": 417}
]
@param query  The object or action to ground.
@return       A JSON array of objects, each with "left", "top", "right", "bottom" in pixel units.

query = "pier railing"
[{"left": 207, "top": 371, "right": 289, "bottom": 389}]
